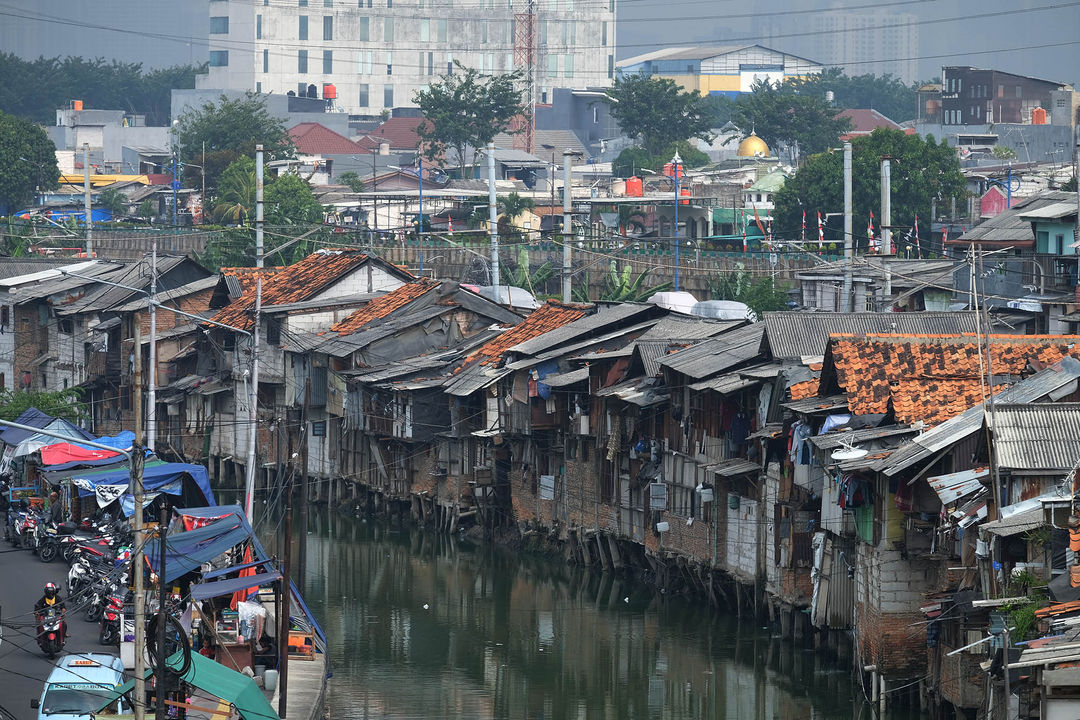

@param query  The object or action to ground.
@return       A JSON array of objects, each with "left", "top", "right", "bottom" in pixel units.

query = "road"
[{"left": 0, "top": 537, "right": 114, "bottom": 720}]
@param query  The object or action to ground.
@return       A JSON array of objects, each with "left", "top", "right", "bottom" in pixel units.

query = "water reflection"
[{"left": 298, "top": 509, "right": 912, "bottom": 720}]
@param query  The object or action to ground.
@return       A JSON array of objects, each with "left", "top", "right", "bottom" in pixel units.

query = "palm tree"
[
  {"left": 496, "top": 192, "right": 536, "bottom": 238},
  {"left": 213, "top": 157, "right": 257, "bottom": 224}
]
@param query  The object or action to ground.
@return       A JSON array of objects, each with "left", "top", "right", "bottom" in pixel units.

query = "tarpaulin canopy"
[
  {"left": 0, "top": 407, "right": 54, "bottom": 445},
  {"left": 11, "top": 418, "right": 97, "bottom": 457},
  {"left": 102, "top": 651, "right": 280, "bottom": 720},
  {"left": 41, "top": 442, "right": 121, "bottom": 466},
  {"left": 204, "top": 557, "right": 275, "bottom": 580},
  {"left": 145, "top": 512, "right": 251, "bottom": 583},
  {"left": 68, "top": 460, "right": 215, "bottom": 508},
  {"left": 190, "top": 570, "right": 283, "bottom": 601}
]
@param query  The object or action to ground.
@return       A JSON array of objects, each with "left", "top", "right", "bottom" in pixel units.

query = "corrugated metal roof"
[
  {"left": 1017, "top": 201, "right": 1078, "bottom": 220},
  {"left": 657, "top": 323, "right": 765, "bottom": 379},
  {"left": 540, "top": 367, "right": 589, "bottom": 387},
  {"left": 688, "top": 375, "right": 760, "bottom": 394},
  {"left": 508, "top": 319, "right": 659, "bottom": 370},
  {"left": 881, "top": 356, "right": 1080, "bottom": 475},
  {"left": 980, "top": 507, "right": 1045, "bottom": 537},
  {"left": 6, "top": 260, "right": 127, "bottom": 303},
  {"left": 58, "top": 255, "right": 193, "bottom": 315},
  {"left": 636, "top": 340, "right": 678, "bottom": 378},
  {"left": 763, "top": 311, "right": 979, "bottom": 360},
  {"left": 110, "top": 276, "right": 218, "bottom": 312},
  {"left": 509, "top": 303, "right": 652, "bottom": 355},
  {"left": 992, "top": 403, "right": 1080, "bottom": 471},
  {"left": 593, "top": 375, "right": 669, "bottom": 406},
  {"left": 706, "top": 459, "right": 762, "bottom": 477},
  {"left": 444, "top": 363, "right": 510, "bottom": 397},
  {"left": 637, "top": 316, "right": 740, "bottom": 341},
  {"left": 955, "top": 191, "right": 1074, "bottom": 246},
  {"left": 809, "top": 425, "right": 918, "bottom": 450},
  {"left": 0, "top": 258, "right": 83, "bottom": 281},
  {"left": 927, "top": 468, "right": 989, "bottom": 505}
]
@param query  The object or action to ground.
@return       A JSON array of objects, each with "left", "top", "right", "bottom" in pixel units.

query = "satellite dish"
[{"left": 831, "top": 435, "right": 868, "bottom": 462}]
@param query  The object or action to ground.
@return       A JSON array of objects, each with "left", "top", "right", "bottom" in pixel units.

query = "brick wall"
[
  {"left": 857, "top": 603, "right": 927, "bottom": 677},
  {"left": 658, "top": 509, "right": 716, "bottom": 564}
]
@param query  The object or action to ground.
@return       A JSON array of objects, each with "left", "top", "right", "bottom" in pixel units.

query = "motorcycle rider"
[{"left": 34, "top": 582, "right": 68, "bottom": 638}]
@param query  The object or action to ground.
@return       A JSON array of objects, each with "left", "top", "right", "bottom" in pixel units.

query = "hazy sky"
[{"left": 0, "top": 0, "right": 1077, "bottom": 87}]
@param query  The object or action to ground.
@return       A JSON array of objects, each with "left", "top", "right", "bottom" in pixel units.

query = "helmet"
[{"left": 44, "top": 583, "right": 58, "bottom": 600}]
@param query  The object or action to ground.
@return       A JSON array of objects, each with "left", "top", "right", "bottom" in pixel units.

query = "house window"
[
  {"left": 592, "top": 106, "right": 598, "bottom": 123},
  {"left": 1, "top": 306, "right": 9, "bottom": 327},
  {"left": 256, "top": 81, "right": 262, "bottom": 93},
  {"left": 312, "top": 421, "right": 327, "bottom": 437},
  {"left": 0, "top": 373, "right": 6, "bottom": 391},
  {"left": 601, "top": 21, "right": 607, "bottom": 46},
  {"left": 58, "top": 318, "right": 73, "bottom": 334},
  {"left": 358, "top": 17, "right": 369, "bottom": 41},
  {"left": 209, "top": 51, "right": 229, "bottom": 67},
  {"left": 323, "top": 50, "right": 333, "bottom": 74},
  {"left": 437, "top": 18, "right": 447, "bottom": 42},
  {"left": 385, "top": 51, "right": 392, "bottom": 75},
  {"left": 383, "top": 17, "right": 394, "bottom": 42},
  {"left": 210, "top": 16, "right": 229, "bottom": 34},
  {"left": 40, "top": 372, "right": 46, "bottom": 389},
  {"left": 299, "top": 15, "right": 308, "bottom": 40},
  {"left": 323, "top": 15, "right": 333, "bottom": 40},
  {"left": 481, "top": 20, "right": 488, "bottom": 43},
  {"left": 1055, "top": 234, "right": 1066, "bottom": 255},
  {"left": 324, "top": 0, "right": 333, "bottom": 5},
  {"left": 420, "top": 18, "right": 430, "bottom": 42},
  {"left": 263, "top": 49, "right": 269, "bottom": 72},
  {"left": 427, "top": 51, "right": 434, "bottom": 76},
  {"left": 256, "top": 14, "right": 262, "bottom": 38},
  {"left": 358, "top": 83, "right": 369, "bottom": 106},
  {"left": 608, "top": 54, "right": 614, "bottom": 79},
  {"left": 358, "top": 50, "right": 372, "bottom": 74},
  {"left": 547, "top": 54, "right": 557, "bottom": 78},
  {"left": 299, "top": 0, "right": 307, "bottom": 5},
  {"left": 384, "top": 84, "right": 394, "bottom": 107},
  {"left": 298, "top": 50, "right": 308, "bottom": 74},
  {"left": 1016, "top": 86, "right": 1023, "bottom": 98}
]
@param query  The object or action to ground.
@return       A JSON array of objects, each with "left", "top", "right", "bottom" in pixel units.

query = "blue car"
[{"left": 31, "top": 653, "right": 130, "bottom": 720}]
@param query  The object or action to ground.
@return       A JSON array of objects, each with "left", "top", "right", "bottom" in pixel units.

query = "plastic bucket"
[
  {"left": 264, "top": 669, "right": 279, "bottom": 691},
  {"left": 254, "top": 665, "right": 267, "bottom": 678}
]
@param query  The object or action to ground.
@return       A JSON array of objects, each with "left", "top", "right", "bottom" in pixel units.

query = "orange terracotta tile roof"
[
  {"left": 828, "top": 333, "right": 1080, "bottom": 426},
  {"left": 210, "top": 251, "right": 389, "bottom": 332},
  {"left": 219, "top": 266, "right": 283, "bottom": 294},
  {"left": 789, "top": 378, "right": 820, "bottom": 400},
  {"left": 330, "top": 278, "right": 439, "bottom": 336},
  {"left": 463, "top": 301, "right": 589, "bottom": 368}
]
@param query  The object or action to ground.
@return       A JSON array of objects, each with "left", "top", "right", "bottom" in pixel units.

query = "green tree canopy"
[
  {"left": 0, "top": 53, "right": 203, "bottom": 125},
  {"left": 605, "top": 74, "right": 715, "bottom": 157},
  {"left": 213, "top": 156, "right": 258, "bottom": 224},
  {"left": 731, "top": 79, "right": 852, "bottom": 160},
  {"left": 265, "top": 173, "right": 325, "bottom": 225},
  {"left": 772, "top": 129, "right": 966, "bottom": 250},
  {"left": 96, "top": 188, "right": 128, "bottom": 218},
  {"left": 0, "top": 388, "right": 86, "bottom": 424},
  {"left": 414, "top": 64, "right": 526, "bottom": 178},
  {"left": 0, "top": 111, "right": 60, "bottom": 213},
  {"left": 786, "top": 68, "right": 918, "bottom": 124},
  {"left": 174, "top": 93, "right": 293, "bottom": 192},
  {"left": 612, "top": 141, "right": 710, "bottom": 179},
  {"left": 337, "top": 171, "right": 366, "bottom": 193}
]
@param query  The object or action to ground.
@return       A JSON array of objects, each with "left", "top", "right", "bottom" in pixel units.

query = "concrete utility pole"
[
  {"left": 843, "top": 142, "right": 853, "bottom": 312},
  {"left": 562, "top": 149, "right": 573, "bottom": 303},
  {"left": 154, "top": 495, "right": 168, "bottom": 720},
  {"left": 256, "top": 144, "right": 265, "bottom": 268},
  {"left": 487, "top": 143, "right": 499, "bottom": 287},
  {"left": 298, "top": 375, "right": 311, "bottom": 585},
  {"left": 83, "top": 143, "right": 93, "bottom": 256},
  {"left": 131, "top": 445, "right": 146, "bottom": 720},
  {"left": 673, "top": 152, "right": 682, "bottom": 292},
  {"left": 244, "top": 277, "right": 261, "bottom": 524},
  {"left": 1074, "top": 126, "right": 1079, "bottom": 248},
  {"left": 277, "top": 470, "right": 292, "bottom": 719},
  {"left": 134, "top": 318, "right": 143, "bottom": 443},
  {"left": 881, "top": 158, "right": 893, "bottom": 299},
  {"left": 147, "top": 240, "right": 157, "bottom": 452}
]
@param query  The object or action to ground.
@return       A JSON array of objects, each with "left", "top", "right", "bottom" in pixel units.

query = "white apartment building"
[
  {"left": 753, "top": 12, "right": 918, "bottom": 86},
  {"left": 196, "top": 0, "right": 616, "bottom": 115}
]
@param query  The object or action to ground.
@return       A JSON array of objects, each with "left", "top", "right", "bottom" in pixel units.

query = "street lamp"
[
  {"left": 388, "top": 159, "right": 424, "bottom": 276},
  {"left": 672, "top": 150, "right": 682, "bottom": 291}
]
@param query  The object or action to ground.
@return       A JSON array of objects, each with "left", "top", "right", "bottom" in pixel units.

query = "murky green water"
[{"left": 295, "top": 509, "right": 915, "bottom": 720}]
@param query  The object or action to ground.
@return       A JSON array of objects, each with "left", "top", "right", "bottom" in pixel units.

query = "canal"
[{"left": 293, "top": 508, "right": 919, "bottom": 720}]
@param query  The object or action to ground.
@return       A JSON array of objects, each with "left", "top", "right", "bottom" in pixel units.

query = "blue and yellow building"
[{"left": 616, "top": 44, "right": 822, "bottom": 99}]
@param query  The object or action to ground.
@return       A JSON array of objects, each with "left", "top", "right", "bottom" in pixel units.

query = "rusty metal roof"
[
  {"left": 763, "top": 311, "right": 979, "bottom": 360},
  {"left": 927, "top": 468, "right": 989, "bottom": 505},
  {"left": 657, "top": 323, "right": 765, "bottom": 380}
]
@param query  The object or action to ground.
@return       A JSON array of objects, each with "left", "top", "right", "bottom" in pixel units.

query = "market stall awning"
[
  {"left": 190, "top": 570, "right": 283, "bottom": 601},
  {"left": 67, "top": 460, "right": 215, "bottom": 508},
  {"left": 0, "top": 406, "right": 53, "bottom": 445},
  {"left": 41, "top": 442, "right": 121, "bottom": 466},
  {"left": 145, "top": 513, "right": 251, "bottom": 583},
  {"left": 104, "top": 651, "right": 280, "bottom": 720}
]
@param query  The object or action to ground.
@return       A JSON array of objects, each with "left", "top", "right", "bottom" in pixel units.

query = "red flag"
[
  {"left": 447, "top": 216, "right": 454, "bottom": 235},
  {"left": 801, "top": 210, "right": 806, "bottom": 243},
  {"left": 867, "top": 210, "right": 876, "bottom": 250},
  {"left": 914, "top": 214, "right": 921, "bottom": 259},
  {"left": 817, "top": 212, "right": 824, "bottom": 243}
]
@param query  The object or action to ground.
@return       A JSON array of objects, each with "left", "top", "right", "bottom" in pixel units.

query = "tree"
[
  {"left": 96, "top": 188, "right": 127, "bottom": 218},
  {"left": 265, "top": 174, "right": 324, "bottom": 225},
  {"left": 0, "top": 111, "right": 60, "bottom": 213},
  {"left": 731, "top": 80, "right": 852, "bottom": 160},
  {"left": 573, "top": 262, "right": 672, "bottom": 303},
  {"left": 772, "top": 129, "right": 966, "bottom": 251},
  {"left": 0, "top": 387, "right": 86, "bottom": 424},
  {"left": 501, "top": 246, "right": 554, "bottom": 296},
  {"left": 605, "top": 74, "right": 715, "bottom": 157},
  {"left": 787, "top": 68, "right": 917, "bottom": 123},
  {"left": 137, "top": 199, "right": 156, "bottom": 218},
  {"left": 213, "top": 156, "right": 258, "bottom": 224},
  {"left": 414, "top": 64, "right": 526, "bottom": 178},
  {"left": 496, "top": 192, "right": 536, "bottom": 238},
  {"left": 337, "top": 171, "right": 366, "bottom": 193},
  {"left": 611, "top": 141, "right": 710, "bottom": 179},
  {"left": 174, "top": 93, "right": 293, "bottom": 191},
  {"left": 709, "top": 266, "right": 790, "bottom": 318}
]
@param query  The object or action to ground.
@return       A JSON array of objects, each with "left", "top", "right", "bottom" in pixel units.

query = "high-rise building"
[
  {"left": 196, "top": 0, "right": 617, "bottom": 116},
  {"left": 753, "top": 12, "right": 918, "bottom": 86}
]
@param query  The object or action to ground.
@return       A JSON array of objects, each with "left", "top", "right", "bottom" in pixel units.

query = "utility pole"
[
  {"left": 201, "top": 141, "right": 207, "bottom": 224},
  {"left": 562, "top": 149, "right": 573, "bottom": 303},
  {"left": 147, "top": 240, "right": 157, "bottom": 452},
  {"left": 244, "top": 277, "right": 262, "bottom": 524},
  {"left": 1074, "top": 126, "right": 1079, "bottom": 249},
  {"left": 277, "top": 468, "right": 292, "bottom": 719},
  {"left": 154, "top": 495, "right": 168, "bottom": 720},
  {"left": 131, "top": 444, "right": 146, "bottom": 720},
  {"left": 673, "top": 152, "right": 681, "bottom": 292},
  {"left": 83, "top": 143, "right": 93, "bottom": 256},
  {"left": 256, "top": 145, "right": 265, "bottom": 268},
  {"left": 843, "top": 142, "right": 853, "bottom": 312},
  {"left": 881, "top": 157, "right": 893, "bottom": 300},
  {"left": 298, "top": 376, "right": 310, "bottom": 585},
  {"left": 487, "top": 143, "right": 499, "bottom": 287},
  {"left": 134, "top": 318, "right": 143, "bottom": 443}
]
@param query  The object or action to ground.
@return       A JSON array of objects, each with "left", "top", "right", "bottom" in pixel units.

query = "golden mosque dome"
[{"left": 736, "top": 133, "right": 770, "bottom": 158}]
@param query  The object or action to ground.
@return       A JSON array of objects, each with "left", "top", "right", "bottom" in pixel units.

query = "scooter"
[
  {"left": 35, "top": 606, "right": 66, "bottom": 658},
  {"left": 99, "top": 589, "right": 130, "bottom": 645}
]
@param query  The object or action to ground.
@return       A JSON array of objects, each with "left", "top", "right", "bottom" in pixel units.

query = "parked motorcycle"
[
  {"left": 99, "top": 589, "right": 130, "bottom": 646},
  {"left": 35, "top": 606, "right": 66, "bottom": 658}
]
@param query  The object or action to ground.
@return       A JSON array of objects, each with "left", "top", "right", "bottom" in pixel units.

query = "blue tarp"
[
  {"left": 70, "top": 461, "right": 215, "bottom": 507},
  {"left": 0, "top": 407, "right": 53, "bottom": 445},
  {"left": 190, "top": 571, "right": 283, "bottom": 601},
  {"left": 91, "top": 430, "right": 136, "bottom": 451},
  {"left": 146, "top": 511, "right": 251, "bottom": 583}
]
